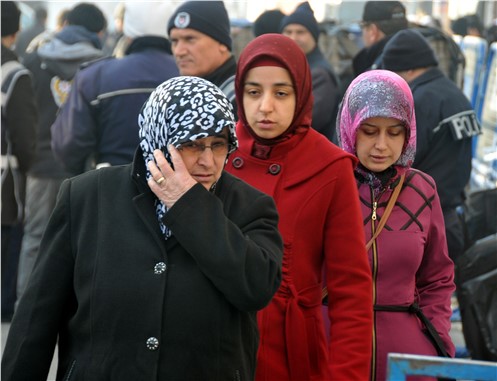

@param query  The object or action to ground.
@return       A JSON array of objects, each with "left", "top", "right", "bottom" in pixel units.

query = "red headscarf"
[{"left": 235, "top": 34, "right": 314, "bottom": 146}]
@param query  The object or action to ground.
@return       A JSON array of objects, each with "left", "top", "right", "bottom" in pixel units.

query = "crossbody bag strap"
[
  {"left": 365, "top": 173, "right": 405, "bottom": 251},
  {"left": 322, "top": 173, "right": 405, "bottom": 302}
]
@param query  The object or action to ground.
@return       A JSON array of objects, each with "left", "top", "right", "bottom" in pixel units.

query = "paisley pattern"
[
  {"left": 337, "top": 70, "right": 417, "bottom": 193},
  {"left": 138, "top": 76, "right": 237, "bottom": 239}
]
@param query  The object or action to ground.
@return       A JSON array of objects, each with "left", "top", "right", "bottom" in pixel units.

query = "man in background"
[
  {"left": 52, "top": 1, "right": 179, "bottom": 175},
  {"left": 168, "top": 0, "right": 237, "bottom": 114},
  {"left": 353, "top": 0, "right": 408, "bottom": 76},
  {"left": 280, "top": 1, "right": 341, "bottom": 141},
  {"left": 1, "top": 1, "right": 37, "bottom": 322},
  {"left": 16, "top": 3, "right": 106, "bottom": 306}
]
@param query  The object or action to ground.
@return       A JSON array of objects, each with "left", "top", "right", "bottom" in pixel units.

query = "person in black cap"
[
  {"left": 280, "top": 1, "right": 341, "bottom": 141},
  {"left": 353, "top": 0, "right": 408, "bottom": 76},
  {"left": 1, "top": 0, "right": 38, "bottom": 322},
  {"left": 382, "top": 28, "right": 481, "bottom": 263},
  {"left": 168, "top": 0, "right": 237, "bottom": 114}
]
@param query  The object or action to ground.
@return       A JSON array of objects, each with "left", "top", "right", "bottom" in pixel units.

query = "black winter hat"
[
  {"left": 253, "top": 9, "right": 285, "bottom": 37},
  {"left": 168, "top": 1, "right": 232, "bottom": 51},
  {"left": 382, "top": 29, "right": 438, "bottom": 72},
  {"left": 1, "top": 1, "right": 20, "bottom": 37},
  {"left": 280, "top": 2, "right": 320, "bottom": 43},
  {"left": 66, "top": 3, "right": 106, "bottom": 33},
  {"left": 362, "top": 1, "right": 406, "bottom": 22}
]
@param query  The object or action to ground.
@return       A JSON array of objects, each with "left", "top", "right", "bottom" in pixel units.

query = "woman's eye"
[
  {"left": 360, "top": 128, "right": 376, "bottom": 136},
  {"left": 181, "top": 142, "right": 201, "bottom": 151},
  {"left": 388, "top": 130, "right": 403, "bottom": 137}
]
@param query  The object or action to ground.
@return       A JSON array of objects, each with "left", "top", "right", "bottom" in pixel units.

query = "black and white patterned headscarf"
[{"left": 138, "top": 76, "right": 237, "bottom": 239}]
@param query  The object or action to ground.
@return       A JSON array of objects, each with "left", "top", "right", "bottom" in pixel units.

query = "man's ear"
[
  {"left": 370, "top": 23, "right": 385, "bottom": 43},
  {"left": 219, "top": 43, "right": 229, "bottom": 54}
]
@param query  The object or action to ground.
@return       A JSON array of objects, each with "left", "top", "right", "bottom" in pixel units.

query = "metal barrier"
[
  {"left": 471, "top": 42, "right": 497, "bottom": 189},
  {"left": 386, "top": 353, "right": 497, "bottom": 380},
  {"left": 460, "top": 36, "right": 488, "bottom": 108}
]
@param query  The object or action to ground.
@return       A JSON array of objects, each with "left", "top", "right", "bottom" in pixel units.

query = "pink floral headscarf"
[{"left": 337, "top": 70, "right": 416, "bottom": 190}]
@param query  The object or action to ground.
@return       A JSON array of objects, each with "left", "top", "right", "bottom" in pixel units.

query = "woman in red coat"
[
  {"left": 225, "top": 34, "right": 373, "bottom": 381},
  {"left": 336, "top": 70, "right": 455, "bottom": 381}
]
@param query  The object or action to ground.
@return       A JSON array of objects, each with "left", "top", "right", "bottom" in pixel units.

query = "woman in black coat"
[{"left": 1, "top": 76, "right": 283, "bottom": 381}]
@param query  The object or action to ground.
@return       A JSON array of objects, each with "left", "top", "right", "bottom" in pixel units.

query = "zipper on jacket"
[{"left": 369, "top": 186, "right": 386, "bottom": 381}]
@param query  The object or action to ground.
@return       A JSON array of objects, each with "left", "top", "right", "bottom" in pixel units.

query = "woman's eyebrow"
[
  {"left": 360, "top": 122, "right": 404, "bottom": 128},
  {"left": 244, "top": 81, "right": 293, "bottom": 87}
]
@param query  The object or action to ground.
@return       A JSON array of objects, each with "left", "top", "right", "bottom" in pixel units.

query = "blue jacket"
[{"left": 51, "top": 37, "right": 179, "bottom": 175}]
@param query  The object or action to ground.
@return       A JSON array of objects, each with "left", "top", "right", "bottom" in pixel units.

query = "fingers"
[
  {"left": 146, "top": 147, "right": 196, "bottom": 209},
  {"left": 152, "top": 149, "right": 174, "bottom": 178},
  {"left": 167, "top": 145, "right": 187, "bottom": 174}
]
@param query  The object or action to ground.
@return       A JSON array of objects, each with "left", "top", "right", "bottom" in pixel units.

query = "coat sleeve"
[
  {"left": 5, "top": 73, "right": 37, "bottom": 173},
  {"left": 1, "top": 179, "right": 75, "bottom": 380},
  {"left": 416, "top": 184, "right": 456, "bottom": 356},
  {"left": 51, "top": 68, "right": 98, "bottom": 175},
  {"left": 163, "top": 181, "right": 283, "bottom": 312},
  {"left": 324, "top": 158, "right": 373, "bottom": 380}
]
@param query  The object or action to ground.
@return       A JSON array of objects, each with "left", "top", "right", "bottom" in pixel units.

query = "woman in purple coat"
[{"left": 337, "top": 70, "right": 455, "bottom": 381}]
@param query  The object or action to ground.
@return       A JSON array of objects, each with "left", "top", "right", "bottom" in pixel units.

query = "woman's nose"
[
  {"left": 197, "top": 146, "right": 215, "bottom": 164},
  {"left": 374, "top": 132, "right": 388, "bottom": 149},
  {"left": 259, "top": 94, "right": 273, "bottom": 113}
]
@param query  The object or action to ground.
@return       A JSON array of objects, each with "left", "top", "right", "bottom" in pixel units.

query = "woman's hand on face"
[{"left": 147, "top": 145, "right": 197, "bottom": 209}]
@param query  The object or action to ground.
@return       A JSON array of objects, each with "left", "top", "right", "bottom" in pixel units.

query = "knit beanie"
[
  {"left": 382, "top": 29, "right": 438, "bottom": 71},
  {"left": 66, "top": 3, "right": 106, "bottom": 33},
  {"left": 280, "top": 2, "right": 320, "bottom": 43},
  {"left": 168, "top": 1, "right": 232, "bottom": 51},
  {"left": 123, "top": 2, "right": 172, "bottom": 39},
  {"left": 253, "top": 9, "right": 285, "bottom": 37},
  {"left": 1, "top": 1, "right": 20, "bottom": 37}
]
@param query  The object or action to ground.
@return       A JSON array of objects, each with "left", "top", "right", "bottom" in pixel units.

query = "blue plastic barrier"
[
  {"left": 460, "top": 36, "right": 488, "bottom": 108},
  {"left": 471, "top": 42, "right": 497, "bottom": 189},
  {"left": 386, "top": 353, "right": 497, "bottom": 380}
]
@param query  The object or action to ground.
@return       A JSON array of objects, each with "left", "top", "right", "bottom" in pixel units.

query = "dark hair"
[
  {"left": 465, "top": 14, "right": 483, "bottom": 36},
  {"left": 1, "top": 1, "right": 20, "bottom": 37},
  {"left": 66, "top": 3, "right": 106, "bottom": 33}
]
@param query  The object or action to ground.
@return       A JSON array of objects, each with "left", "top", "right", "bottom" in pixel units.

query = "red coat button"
[
  {"left": 268, "top": 164, "right": 281, "bottom": 175},
  {"left": 232, "top": 157, "right": 244, "bottom": 169}
]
